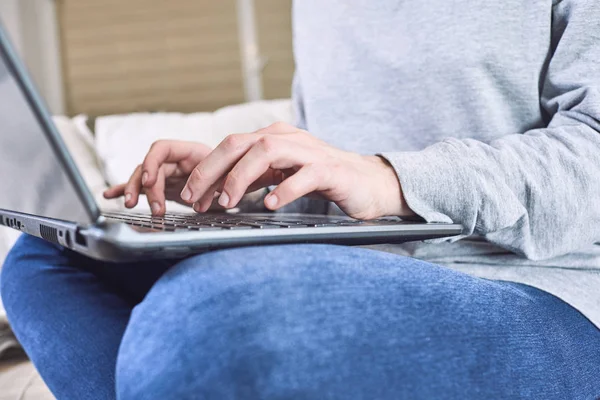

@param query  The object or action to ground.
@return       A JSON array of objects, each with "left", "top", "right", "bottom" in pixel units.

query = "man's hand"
[
  {"left": 179, "top": 122, "right": 415, "bottom": 220},
  {"left": 103, "top": 140, "right": 213, "bottom": 215}
]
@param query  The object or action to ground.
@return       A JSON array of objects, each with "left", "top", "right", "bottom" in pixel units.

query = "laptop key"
[
  {"left": 305, "top": 223, "right": 340, "bottom": 227},
  {"left": 215, "top": 224, "right": 253, "bottom": 230},
  {"left": 187, "top": 226, "right": 223, "bottom": 231},
  {"left": 150, "top": 224, "right": 175, "bottom": 231},
  {"left": 238, "top": 222, "right": 281, "bottom": 229}
]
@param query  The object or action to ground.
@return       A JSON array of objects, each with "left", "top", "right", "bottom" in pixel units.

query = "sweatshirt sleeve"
[{"left": 381, "top": 0, "right": 600, "bottom": 260}]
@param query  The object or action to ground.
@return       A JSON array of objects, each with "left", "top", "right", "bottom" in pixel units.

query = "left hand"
[{"left": 180, "top": 122, "right": 415, "bottom": 220}]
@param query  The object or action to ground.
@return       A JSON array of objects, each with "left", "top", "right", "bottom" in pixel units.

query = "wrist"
[{"left": 366, "top": 155, "right": 416, "bottom": 218}]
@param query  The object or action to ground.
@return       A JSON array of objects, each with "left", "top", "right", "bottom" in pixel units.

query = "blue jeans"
[{"left": 1, "top": 234, "right": 599, "bottom": 399}]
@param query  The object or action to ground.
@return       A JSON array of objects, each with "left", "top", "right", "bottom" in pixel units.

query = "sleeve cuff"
[{"left": 379, "top": 141, "right": 478, "bottom": 238}]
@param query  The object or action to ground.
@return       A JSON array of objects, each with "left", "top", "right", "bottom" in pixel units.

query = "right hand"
[{"left": 103, "top": 140, "right": 213, "bottom": 216}]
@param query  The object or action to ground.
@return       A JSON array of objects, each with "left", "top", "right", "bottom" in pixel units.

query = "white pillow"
[{"left": 94, "top": 99, "right": 293, "bottom": 213}]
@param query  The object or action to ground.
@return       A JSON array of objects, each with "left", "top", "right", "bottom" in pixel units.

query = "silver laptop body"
[{"left": 0, "top": 23, "right": 463, "bottom": 262}]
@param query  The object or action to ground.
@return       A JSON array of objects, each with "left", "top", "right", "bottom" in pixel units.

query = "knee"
[
  {"left": 116, "top": 245, "right": 431, "bottom": 399},
  {"left": 116, "top": 245, "right": 362, "bottom": 398},
  {"left": 0, "top": 234, "right": 63, "bottom": 322}
]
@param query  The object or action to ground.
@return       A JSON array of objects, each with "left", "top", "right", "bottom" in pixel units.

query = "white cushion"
[{"left": 94, "top": 99, "right": 293, "bottom": 213}]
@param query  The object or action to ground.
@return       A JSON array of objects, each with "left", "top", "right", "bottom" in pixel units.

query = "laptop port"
[
  {"left": 75, "top": 229, "right": 88, "bottom": 247},
  {"left": 65, "top": 231, "right": 72, "bottom": 248}
]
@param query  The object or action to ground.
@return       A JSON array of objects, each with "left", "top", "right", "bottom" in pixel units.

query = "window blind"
[{"left": 57, "top": 0, "right": 293, "bottom": 116}]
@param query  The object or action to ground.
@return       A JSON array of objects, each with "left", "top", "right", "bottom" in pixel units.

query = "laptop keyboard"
[{"left": 102, "top": 211, "right": 401, "bottom": 232}]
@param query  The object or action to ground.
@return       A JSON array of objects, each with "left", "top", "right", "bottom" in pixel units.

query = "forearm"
[
  {"left": 379, "top": 0, "right": 600, "bottom": 260},
  {"left": 381, "top": 121, "right": 600, "bottom": 260}
]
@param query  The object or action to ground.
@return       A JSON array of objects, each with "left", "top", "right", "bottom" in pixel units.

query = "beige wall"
[{"left": 57, "top": 0, "right": 294, "bottom": 117}]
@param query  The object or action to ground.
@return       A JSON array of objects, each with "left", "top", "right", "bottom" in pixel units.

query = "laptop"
[{"left": 0, "top": 23, "right": 463, "bottom": 262}]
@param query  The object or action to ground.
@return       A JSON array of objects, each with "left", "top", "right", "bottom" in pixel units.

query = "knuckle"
[
  {"left": 189, "top": 165, "right": 206, "bottom": 184},
  {"left": 141, "top": 156, "right": 153, "bottom": 170},
  {"left": 128, "top": 165, "right": 142, "bottom": 184},
  {"left": 145, "top": 142, "right": 166, "bottom": 165},
  {"left": 224, "top": 170, "right": 243, "bottom": 189},
  {"left": 149, "top": 140, "right": 165, "bottom": 152},
  {"left": 257, "top": 135, "right": 278, "bottom": 154},
  {"left": 223, "top": 174, "right": 242, "bottom": 196},
  {"left": 222, "top": 134, "right": 242, "bottom": 151}
]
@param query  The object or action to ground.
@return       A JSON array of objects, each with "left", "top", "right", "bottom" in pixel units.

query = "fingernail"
[
  {"left": 181, "top": 187, "right": 192, "bottom": 201},
  {"left": 193, "top": 202, "right": 201, "bottom": 213},
  {"left": 125, "top": 193, "right": 132, "bottom": 203},
  {"left": 151, "top": 202, "right": 161, "bottom": 214},
  {"left": 265, "top": 193, "right": 278, "bottom": 209},
  {"left": 218, "top": 192, "right": 230, "bottom": 208},
  {"left": 142, "top": 172, "right": 148, "bottom": 186}
]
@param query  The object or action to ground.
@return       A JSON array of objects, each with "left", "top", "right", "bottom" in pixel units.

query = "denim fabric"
[{"left": 1, "top": 234, "right": 599, "bottom": 400}]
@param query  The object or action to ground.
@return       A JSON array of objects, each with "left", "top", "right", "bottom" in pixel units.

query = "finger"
[
  {"left": 180, "top": 133, "right": 262, "bottom": 204},
  {"left": 264, "top": 164, "right": 329, "bottom": 210},
  {"left": 240, "top": 169, "right": 287, "bottom": 194},
  {"left": 144, "top": 166, "right": 167, "bottom": 216},
  {"left": 180, "top": 125, "right": 305, "bottom": 204},
  {"left": 193, "top": 179, "right": 224, "bottom": 213},
  {"left": 142, "top": 140, "right": 211, "bottom": 188},
  {"left": 103, "top": 183, "right": 127, "bottom": 199},
  {"left": 190, "top": 172, "right": 282, "bottom": 212},
  {"left": 199, "top": 175, "right": 279, "bottom": 212},
  {"left": 197, "top": 171, "right": 279, "bottom": 211},
  {"left": 219, "top": 137, "right": 316, "bottom": 208},
  {"left": 123, "top": 165, "right": 143, "bottom": 208}
]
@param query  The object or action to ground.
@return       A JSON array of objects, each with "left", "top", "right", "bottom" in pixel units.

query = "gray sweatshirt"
[{"left": 291, "top": 0, "right": 600, "bottom": 326}]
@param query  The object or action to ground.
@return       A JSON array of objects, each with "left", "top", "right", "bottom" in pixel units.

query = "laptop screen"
[{"left": 0, "top": 30, "right": 97, "bottom": 224}]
